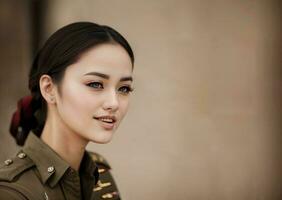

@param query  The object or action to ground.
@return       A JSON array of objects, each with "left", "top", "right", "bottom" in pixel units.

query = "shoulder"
[
  {"left": 88, "top": 151, "right": 122, "bottom": 200},
  {"left": 0, "top": 182, "right": 29, "bottom": 199},
  {"left": 88, "top": 151, "right": 111, "bottom": 169},
  {"left": 0, "top": 151, "right": 37, "bottom": 199},
  {"left": 0, "top": 151, "right": 34, "bottom": 182}
]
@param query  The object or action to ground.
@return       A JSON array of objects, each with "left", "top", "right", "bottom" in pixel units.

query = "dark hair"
[{"left": 10, "top": 22, "right": 134, "bottom": 145}]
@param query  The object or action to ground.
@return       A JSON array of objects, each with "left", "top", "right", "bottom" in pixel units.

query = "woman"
[{"left": 0, "top": 21, "right": 134, "bottom": 200}]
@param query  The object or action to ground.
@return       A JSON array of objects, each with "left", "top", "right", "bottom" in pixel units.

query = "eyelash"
[{"left": 86, "top": 82, "right": 134, "bottom": 94}]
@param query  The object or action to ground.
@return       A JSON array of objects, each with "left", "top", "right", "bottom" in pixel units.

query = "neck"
[{"left": 40, "top": 109, "right": 88, "bottom": 171}]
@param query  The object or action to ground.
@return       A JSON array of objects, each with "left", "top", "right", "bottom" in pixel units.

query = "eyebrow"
[{"left": 84, "top": 72, "right": 133, "bottom": 82}]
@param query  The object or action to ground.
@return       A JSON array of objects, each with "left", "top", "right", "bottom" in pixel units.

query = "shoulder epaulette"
[
  {"left": 88, "top": 151, "right": 121, "bottom": 199},
  {"left": 88, "top": 151, "right": 111, "bottom": 169},
  {"left": 0, "top": 151, "right": 34, "bottom": 182}
]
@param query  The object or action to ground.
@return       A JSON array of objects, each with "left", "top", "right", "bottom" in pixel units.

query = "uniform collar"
[
  {"left": 23, "top": 132, "right": 70, "bottom": 186},
  {"left": 22, "top": 132, "right": 99, "bottom": 190},
  {"left": 79, "top": 152, "right": 99, "bottom": 199}
]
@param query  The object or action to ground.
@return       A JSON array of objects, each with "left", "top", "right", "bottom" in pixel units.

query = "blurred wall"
[
  {"left": 1, "top": 0, "right": 281, "bottom": 200},
  {"left": 0, "top": 0, "right": 30, "bottom": 158}
]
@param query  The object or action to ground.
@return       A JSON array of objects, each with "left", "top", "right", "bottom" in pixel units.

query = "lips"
[{"left": 93, "top": 115, "right": 117, "bottom": 130}]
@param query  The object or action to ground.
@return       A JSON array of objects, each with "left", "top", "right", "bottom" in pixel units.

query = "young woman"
[{"left": 0, "top": 22, "right": 134, "bottom": 200}]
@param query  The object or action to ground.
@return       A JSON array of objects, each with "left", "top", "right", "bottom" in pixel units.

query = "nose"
[{"left": 102, "top": 90, "right": 119, "bottom": 112}]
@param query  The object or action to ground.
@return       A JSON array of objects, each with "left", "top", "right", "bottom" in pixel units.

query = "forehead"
[{"left": 65, "top": 43, "right": 133, "bottom": 78}]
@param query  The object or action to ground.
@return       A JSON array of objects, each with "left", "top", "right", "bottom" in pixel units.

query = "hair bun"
[{"left": 9, "top": 95, "right": 38, "bottom": 145}]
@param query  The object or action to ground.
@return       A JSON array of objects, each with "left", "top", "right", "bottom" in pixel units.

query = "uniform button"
[
  {"left": 17, "top": 152, "right": 26, "bottom": 159},
  {"left": 4, "top": 159, "right": 13, "bottom": 166},
  {"left": 98, "top": 156, "right": 104, "bottom": 162},
  {"left": 47, "top": 166, "right": 55, "bottom": 173}
]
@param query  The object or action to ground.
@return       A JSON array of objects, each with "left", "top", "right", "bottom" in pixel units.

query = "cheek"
[
  {"left": 119, "top": 97, "right": 130, "bottom": 118},
  {"left": 59, "top": 84, "right": 96, "bottom": 120}
]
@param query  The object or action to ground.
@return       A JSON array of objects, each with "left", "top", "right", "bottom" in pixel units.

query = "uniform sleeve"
[{"left": 0, "top": 185, "right": 28, "bottom": 200}]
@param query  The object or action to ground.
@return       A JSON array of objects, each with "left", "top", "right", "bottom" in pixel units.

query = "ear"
[{"left": 39, "top": 74, "right": 57, "bottom": 104}]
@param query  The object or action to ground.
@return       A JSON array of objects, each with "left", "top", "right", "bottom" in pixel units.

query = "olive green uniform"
[{"left": 0, "top": 133, "right": 121, "bottom": 199}]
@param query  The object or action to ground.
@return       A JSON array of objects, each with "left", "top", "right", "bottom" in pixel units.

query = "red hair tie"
[{"left": 10, "top": 95, "right": 37, "bottom": 145}]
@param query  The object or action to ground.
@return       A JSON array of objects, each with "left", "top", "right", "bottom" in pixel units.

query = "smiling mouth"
[
  {"left": 93, "top": 116, "right": 117, "bottom": 130},
  {"left": 93, "top": 116, "right": 117, "bottom": 123}
]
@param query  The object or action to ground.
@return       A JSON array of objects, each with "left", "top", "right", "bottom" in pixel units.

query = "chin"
[
  {"left": 92, "top": 138, "right": 113, "bottom": 144},
  {"left": 89, "top": 132, "right": 114, "bottom": 144}
]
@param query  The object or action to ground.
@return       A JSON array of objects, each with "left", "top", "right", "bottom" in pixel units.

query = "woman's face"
[{"left": 54, "top": 43, "right": 133, "bottom": 144}]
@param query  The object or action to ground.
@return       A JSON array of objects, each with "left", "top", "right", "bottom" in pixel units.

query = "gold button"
[
  {"left": 92, "top": 155, "right": 98, "bottom": 161},
  {"left": 47, "top": 166, "right": 55, "bottom": 173},
  {"left": 4, "top": 159, "right": 13, "bottom": 166},
  {"left": 17, "top": 152, "right": 26, "bottom": 159}
]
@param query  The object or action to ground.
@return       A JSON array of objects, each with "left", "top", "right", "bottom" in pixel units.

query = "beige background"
[{"left": 0, "top": 0, "right": 281, "bottom": 199}]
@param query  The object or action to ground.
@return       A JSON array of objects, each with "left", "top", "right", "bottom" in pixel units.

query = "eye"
[
  {"left": 87, "top": 82, "right": 103, "bottom": 89},
  {"left": 118, "top": 86, "right": 134, "bottom": 95}
]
